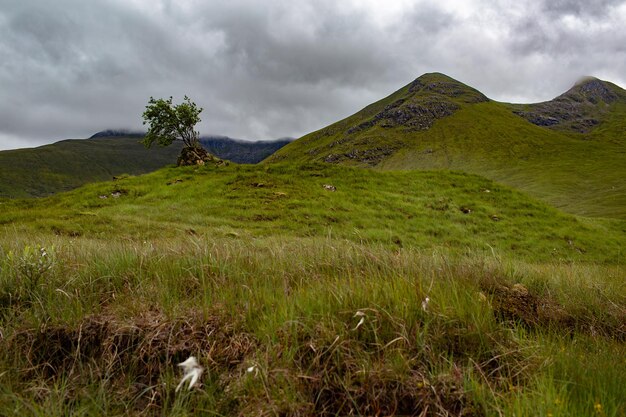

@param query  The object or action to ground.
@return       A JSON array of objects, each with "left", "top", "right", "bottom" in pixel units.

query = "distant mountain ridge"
[
  {"left": 268, "top": 72, "right": 626, "bottom": 219},
  {"left": 90, "top": 129, "right": 145, "bottom": 138},
  {"left": 199, "top": 136, "right": 293, "bottom": 164},
  {"left": 0, "top": 136, "right": 181, "bottom": 198},
  {"left": 0, "top": 132, "right": 293, "bottom": 198},
  {"left": 90, "top": 130, "right": 294, "bottom": 164}
]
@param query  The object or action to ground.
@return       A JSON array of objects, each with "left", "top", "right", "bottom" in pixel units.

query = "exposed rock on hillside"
[
  {"left": 510, "top": 78, "right": 623, "bottom": 133},
  {"left": 348, "top": 99, "right": 460, "bottom": 133},
  {"left": 324, "top": 146, "right": 396, "bottom": 166},
  {"left": 408, "top": 78, "right": 489, "bottom": 103},
  {"left": 348, "top": 74, "right": 488, "bottom": 134},
  {"left": 572, "top": 78, "right": 620, "bottom": 103}
]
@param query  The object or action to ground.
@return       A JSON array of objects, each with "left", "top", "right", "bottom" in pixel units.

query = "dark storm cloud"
[{"left": 0, "top": 0, "right": 625, "bottom": 150}]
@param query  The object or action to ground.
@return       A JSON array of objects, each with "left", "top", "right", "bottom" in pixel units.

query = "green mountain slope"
[
  {"left": 2, "top": 163, "right": 624, "bottom": 263},
  {"left": 267, "top": 73, "right": 626, "bottom": 219},
  {"left": 0, "top": 136, "right": 182, "bottom": 198}
]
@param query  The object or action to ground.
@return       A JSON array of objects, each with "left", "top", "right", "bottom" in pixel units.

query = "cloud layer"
[{"left": 1, "top": 0, "right": 625, "bottom": 149}]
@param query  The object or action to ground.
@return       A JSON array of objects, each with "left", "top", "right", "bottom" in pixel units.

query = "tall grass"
[{"left": 1, "top": 233, "right": 623, "bottom": 415}]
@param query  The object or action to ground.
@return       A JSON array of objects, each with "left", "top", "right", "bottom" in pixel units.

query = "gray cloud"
[
  {"left": 510, "top": 0, "right": 626, "bottom": 55},
  {"left": 541, "top": 0, "right": 620, "bottom": 17},
  {"left": 0, "top": 0, "right": 625, "bottom": 150}
]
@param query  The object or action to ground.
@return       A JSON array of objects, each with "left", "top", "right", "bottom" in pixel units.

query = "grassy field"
[
  {"left": 0, "top": 163, "right": 624, "bottom": 416},
  {"left": 268, "top": 74, "right": 626, "bottom": 220},
  {"left": 1, "top": 163, "right": 624, "bottom": 262}
]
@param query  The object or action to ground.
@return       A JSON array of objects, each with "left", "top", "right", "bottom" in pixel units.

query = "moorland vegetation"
[{"left": 0, "top": 74, "right": 624, "bottom": 416}]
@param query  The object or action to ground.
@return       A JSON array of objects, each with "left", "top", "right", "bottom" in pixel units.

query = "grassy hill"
[
  {"left": 267, "top": 73, "right": 626, "bottom": 219},
  {"left": 0, "top": 136, "right": 182, "bottom": 198},
  {"left": 0, "top": 162, "right": 624, "bottom": 415},
  {"left": 0, "top": 163, "right": 624, "bottom": 415},
  {"left": 1, "top": 163, "right": 624, "bottom": 262}
]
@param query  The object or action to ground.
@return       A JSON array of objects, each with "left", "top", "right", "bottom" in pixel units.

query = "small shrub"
[{"left": 1, "top": 245, "right": 55, "bottom": 305}]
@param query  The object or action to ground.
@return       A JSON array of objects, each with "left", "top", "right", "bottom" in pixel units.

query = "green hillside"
[
  {"left": 0, "top": 136, "right": 182, "bottom": 198},
  {"left": 2, "top": 163, "right": 624, "bottom": 262},
  {"left": 267, "top": 73, "right": 626, "bottom": 219},
  {"left": 0, "top": 163, "right": 624, "bottom": 415}
]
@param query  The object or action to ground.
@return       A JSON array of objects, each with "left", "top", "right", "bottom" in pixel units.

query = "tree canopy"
[{"left": 142, "top": 96, "right": 202, "bottom": 149}]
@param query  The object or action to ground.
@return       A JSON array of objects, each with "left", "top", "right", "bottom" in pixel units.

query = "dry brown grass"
[{"left": 6, "top": 308, "right": 256, "bottom": 413}]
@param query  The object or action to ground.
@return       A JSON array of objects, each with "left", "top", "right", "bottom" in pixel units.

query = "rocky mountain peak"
[
  {"left": 345, "top": 73, "right": 489, "bottom": 137},
  {"left": 408, "top": 73, "right": 489, "bottom": 104},
  {"left": 560, "top": 77, "right": 619, "bottom": 104},
  {"left": 510, "top": 76, "right": 623, "bottom": 133}
]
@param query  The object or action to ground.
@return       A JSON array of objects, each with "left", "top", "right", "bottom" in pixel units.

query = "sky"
[{"left": 1, "top": 0, "right": 625, "bottom": 150}]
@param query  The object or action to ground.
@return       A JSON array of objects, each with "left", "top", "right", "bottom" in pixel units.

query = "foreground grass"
[
  {"left": 0, "top": 163, "right": 624, "bottom": 415},
  {"left": 0, "top": 235, "right": 624, "bottom": 416}
]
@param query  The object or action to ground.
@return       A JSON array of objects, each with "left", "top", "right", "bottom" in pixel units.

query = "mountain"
[
  {"left": 267, "top": 73, "right": 626, "bottom": 219},
  {"left": 90, "top": 129, "right": 145, "bottom": 138},
  {"left": 199, "top": 135, "right": 293, "bottom": 163},
  {"left": 0, "top": 135, "right": 182, "bottom": 198},
  {"left": 509, "top": 77, "right": 626, "bottom": 133}
]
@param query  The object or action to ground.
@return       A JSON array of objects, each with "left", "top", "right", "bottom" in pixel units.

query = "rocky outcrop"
[
  {"left": 510, "top": 78, "right": 622, "bottom": 133},
  {"left": 324, "top": 146, "right": 396, "bottom": 166},
  {"left": 177, "top": 146, "right": 221, "bottom": 166},
  {"left": 408, "top": 79, "right": 489, "bottom": 103},
  {"left": 347, "top": 74, "right": 488, "bottom": 135},
  {"left": 348, "top": 99, "right": 460, "bottom": 134},
  {"left": 570, "top": 78, "right": 619, "bottom": 104}
]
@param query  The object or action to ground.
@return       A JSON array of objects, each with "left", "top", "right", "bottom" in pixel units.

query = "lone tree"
[{"left": 142, "top": 96, "right": 215, "bottom": 166}]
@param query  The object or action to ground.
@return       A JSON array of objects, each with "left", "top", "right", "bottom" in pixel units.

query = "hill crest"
[
  {"left": 510, "top": 77, "right": 625, "bottom": 132},
  {"left": 347, "top": 73, "right": 488, "bottom": 135}
]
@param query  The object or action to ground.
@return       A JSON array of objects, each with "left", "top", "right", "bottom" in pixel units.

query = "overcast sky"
[{"left": 1, "top": 0, "right": 625, "bottom": 150}]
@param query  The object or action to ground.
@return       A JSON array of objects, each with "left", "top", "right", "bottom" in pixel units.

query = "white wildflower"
[
  {"left": 352, "top": 310, "right": 366, "bottom": 331},
  {"left": 176, "top": 356, "right": 204, "bottom": 392},
  {"left": 246, "top": 364, "right": 259, "bottom": 376}
]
